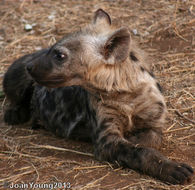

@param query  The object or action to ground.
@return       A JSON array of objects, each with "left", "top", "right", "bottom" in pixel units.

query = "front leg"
[{"left": 94, "top": 117, "right": 194, "bottom": 184}]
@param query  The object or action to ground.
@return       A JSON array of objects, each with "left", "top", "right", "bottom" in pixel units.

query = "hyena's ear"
[
  {"left": 102, "top": 27, "right": 130, "bottom": 63},
  {"left": 93, "top": 9, "right": 111, "bottom": 26}
]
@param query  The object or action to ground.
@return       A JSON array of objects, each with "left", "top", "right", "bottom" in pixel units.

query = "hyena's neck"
[{"left": 86, "top": 60, "right": 147, "bottom": 94}]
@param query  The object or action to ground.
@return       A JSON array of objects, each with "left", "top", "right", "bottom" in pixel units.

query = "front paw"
[
  {"left": 4, "top": 106, "right": 30, "bottom": 125},
  {"left": 160, "top": 161, "right": 194, "bottom": 184}
]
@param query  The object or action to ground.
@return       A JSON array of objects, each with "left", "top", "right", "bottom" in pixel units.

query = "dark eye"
[
  {"left": 53, "top": 50, "right": 67, "bottom": 62},
  {"left": 130, "top": 51, "right": 138, "bottom": 62}
]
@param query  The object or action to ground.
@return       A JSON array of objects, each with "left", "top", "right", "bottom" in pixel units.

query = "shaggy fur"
[{"left": 3, "top": 9, "right": 193, "bottom": 184}]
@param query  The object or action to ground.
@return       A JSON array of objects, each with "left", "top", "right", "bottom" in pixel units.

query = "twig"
[
  {"left": 80, "top": 173, "right": 109, "bottom": 190},
  {"left": 16, "top": 134, "right": 39, "bottom": 139},
  {"left": 181, "top": 183, "right": 195, "bottom": 190},
  {"left": 5, "top": 35, "right": 40, "bottom": 49},
  {"left": 167, "top": 67, "right": 195, "bottom": 74},
  {"left": 19, "top": 0, "right": 26, "bottom": 10},
  {"left": 27, "top": 161, "right": 40, "bottom": 183},
  {"left": 169, "top": 102, "right": 195, "bottom": 124},
  {"left": 0, "top": 169, "right": 35, "bottom": 183},
  {"left": 165, "top": 123, "right": 176, "bottom": 132},
  {"left": 175, "top": 110, "right": 195, "bottom": 124},
  {"left": 164, "top": 126, "right": 192, "bottom": 133},
  {"left": 178, "top": 134, "right": 195, "bottom": 140},
  {"left": 1, "top": 151, "right": 44, "bottom": 160},
  {"left": 1, "top": 97, "right": 6, "bottom": 110},
  {"left": 172, "top": 0, "right": 188, "bottom": 42},
  {"left": 74, "top": 165, "right": 109, "bottom": 170},
  {"left": 174, "top": 28, "right": 188, "bottom": 42},
  {"left": 31, "top": 144, "right": 94, "bottom": 157}
]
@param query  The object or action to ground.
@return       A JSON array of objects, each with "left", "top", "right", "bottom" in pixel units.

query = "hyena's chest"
[
  {"left": 94, "top": 70, "right": 165, "bottom": 134},
  {"left": 32, "top": 85, "right": 96, "bottom": 140}
]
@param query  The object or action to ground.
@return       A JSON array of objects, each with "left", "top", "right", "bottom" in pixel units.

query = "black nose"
[{"left": 26, "top": 64, "right": 33, "bottom": 73}]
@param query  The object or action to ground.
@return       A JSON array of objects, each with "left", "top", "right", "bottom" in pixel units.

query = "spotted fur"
[{"left": 3, "top": 9, "right": 193, "bottom": 184}]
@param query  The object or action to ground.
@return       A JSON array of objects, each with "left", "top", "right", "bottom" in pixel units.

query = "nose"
[{"left": 26, "top": 63, "right": 33, "bottom": 73}]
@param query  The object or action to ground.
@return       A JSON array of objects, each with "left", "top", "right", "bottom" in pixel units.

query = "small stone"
[
  {"left": 24, "top": 24, "right": 33, "bottom": 31},
  {"left": 48, "top": 11, "right": 56, "bottom": 20},
  {"left": 48, "top": 14, "right": 55, "bottom": 20},
  {"left": 132, "top": 29, "right": 138, "bottom": 35}
]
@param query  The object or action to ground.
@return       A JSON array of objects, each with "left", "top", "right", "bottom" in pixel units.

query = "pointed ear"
[
  {"left": 102, "top": 27, "right": 130, "bottom": 63},
  {"left": 93, "top": 9, "right": 111, "bottom": 26}
]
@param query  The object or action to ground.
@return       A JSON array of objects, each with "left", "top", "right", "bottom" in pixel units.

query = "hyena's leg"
[
  {"left": 94, "top": 117, "right": 194, "bottom": 184},
  {"left": 126, "top": 128, "right": 162, "bottom": 149},
  {"left": 3, "top": 61, "right": 33, "bottom": 125},
  {"left": 3, "top": 49, "right": 48, "bottom": 125},
  {"left": 4, "top": 90, "right": 33, "bottom": 125},
  {"left": 127, "top": 95, "right": 166, "bottom": 149}
]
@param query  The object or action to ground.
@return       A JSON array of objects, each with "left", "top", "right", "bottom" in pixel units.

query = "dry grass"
[{"left": 0, "top": 0, "right": 194, "bottom": 189}]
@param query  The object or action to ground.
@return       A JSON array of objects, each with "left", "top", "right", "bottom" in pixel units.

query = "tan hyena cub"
[{"left": 11, "top": 9, "right": 194, "bottom": 184}]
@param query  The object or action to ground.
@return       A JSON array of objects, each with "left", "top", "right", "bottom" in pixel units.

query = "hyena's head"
[{"left": 27, "top": 9, "right": 147, "bottom": 91}]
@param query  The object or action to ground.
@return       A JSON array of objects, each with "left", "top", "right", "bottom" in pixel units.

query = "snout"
[
  {"left": 25, "top": 48, "right": 50, "bottom": 77},
  {"left": 24, "top": 48, "right": 66, "bottom": 88},
  {"left": 26, "top": 62, "right": 33, "bottom": 73},
  {"left": 26, "top": 60, "right": 46, "bottom": 80}
]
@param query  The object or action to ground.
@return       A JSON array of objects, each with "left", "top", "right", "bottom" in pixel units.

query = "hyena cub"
[{"left": 3, "top": 9, "right": 193, "bottom": 184}]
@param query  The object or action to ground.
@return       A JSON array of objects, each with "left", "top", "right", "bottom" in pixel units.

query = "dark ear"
[
  {"left": 102, "top": 27, "right": 130, "bottom": 63},
  {"left": 93, "top": 9, "right": 111, "bottom": 26}
]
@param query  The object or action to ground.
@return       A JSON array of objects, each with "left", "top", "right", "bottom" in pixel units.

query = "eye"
[
  {"left": 53, "top": 50, "right": 67, "bottom": 62},
  {"left": 130, "top": 51, "right": 138, "bottom": 62}
]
